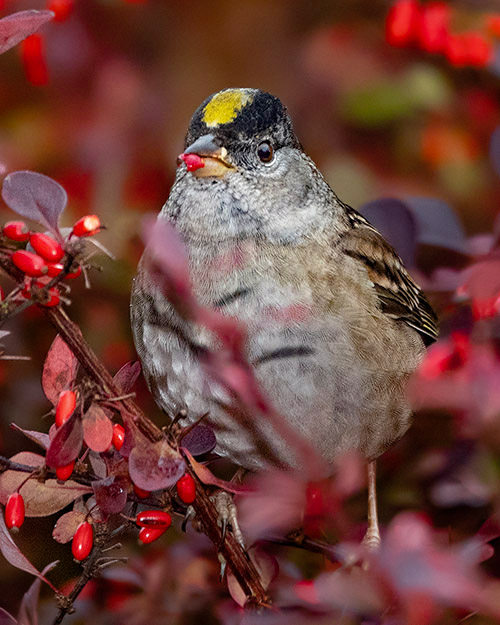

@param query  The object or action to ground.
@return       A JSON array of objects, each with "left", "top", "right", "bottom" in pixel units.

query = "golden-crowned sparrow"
[{"left": 131, "top": 88, "right": 438, "bottom": 490}]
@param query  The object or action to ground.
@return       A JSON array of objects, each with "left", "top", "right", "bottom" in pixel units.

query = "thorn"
[{"left": 101, "top": 543, "right": 122, "bottom": 553}]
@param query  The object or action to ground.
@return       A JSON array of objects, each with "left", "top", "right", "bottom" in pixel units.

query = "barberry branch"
[{"left": 0, "top": 249, "right": 271, "bottom": 609}]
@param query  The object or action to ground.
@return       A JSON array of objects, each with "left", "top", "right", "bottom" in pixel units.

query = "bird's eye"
[{"left": 257, "top": 141, "right": 274, "bottom": 163}]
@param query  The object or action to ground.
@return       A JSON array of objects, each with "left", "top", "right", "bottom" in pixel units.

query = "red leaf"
[
  {"left": 182, "top": 449, "right": 253, "bottom": 495},
  {"left": 42, "top": 335, "right": 78, "bottom": 405},
  {"left": 1, "top": 171, "right": 67, "bottom": 237},
  {"left": 0, "top": 10, "right": 53, "bottom": 56},
  {"left": 129, "top": 437, "right": 185, "bottom": 491},
  {"left": 0, "top": 511, "right": 57, "bottom": 592},
  {"left": 45, "top": 412, "right": 83, "bottom": 468},
  {"left": 82, "top": 404, "right": 113, "bottom": 453},
  {"left": 113, "top": 360, "right": 141, "bottom": 394}
]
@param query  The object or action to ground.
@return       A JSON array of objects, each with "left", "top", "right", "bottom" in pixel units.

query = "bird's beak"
[{"left": 178, "top": 134, "right": 234, "bottom": 178}]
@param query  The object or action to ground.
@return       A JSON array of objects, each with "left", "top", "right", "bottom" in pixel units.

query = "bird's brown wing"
[{"left": 340, "top": 208, "right": 439, "bottom": 346}]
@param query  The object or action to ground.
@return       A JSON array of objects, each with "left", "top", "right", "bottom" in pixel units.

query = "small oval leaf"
[
  {"left": 181, "top": 424, "right": 216, "bottom": 457},
  {"left": 42, "top": 335, "right": 78, "bottom": 405},
  {"left": 52, "top": 510, "right": 86, "bottom": 544},
  {"left": 113, "top": 361, "right": 141, "bottom": 394},
  {"left": 2, "top": 171, "right": 67, "bottom": 236},
  {"left": 83, "top": 404, "right": 113, "bottom": 453},
  {"left": 92, "top": 475, "right": 128, "bottom": 515},
  {"left": 129, "top": 438, "right": 185, "bottom": 491}
]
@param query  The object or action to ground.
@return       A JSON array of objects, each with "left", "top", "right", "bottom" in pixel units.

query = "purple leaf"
[
  {"left": 0, "top": 10, "right": 53, "bottom": 56},
  {"left": 129, "top": 437, "right": 185, "bottom": 491},
  {"left": 82, "top": 404, "right": 113, "bottom": 453},
  {"left": 359, "top": 198, "right": 417, "bottom": 267},
  {"left": 180, "top": 424, "right": 216, "bottom": 456},
  {"left": 45, "top": 412, "right": 83, "bottom": 468},
  {"left": 92, "top": 475, "right": 128, "bottom": 515},
  {"left": 42, "top": 335, "right": 78, "bottom": 405},
  {"left": 113, "top": 360, "right": 141, "bottom": 394},
  {"left": 10, "top": 424, "right": 49, "bottom": 450},
  {"left": 88, "top": 451, "right": 107, "bottom": 479},
  {"left": 0, "top": 512, "right": 57, "bottom": 591},
  {"left": 405, "top": 196, "right": 467, "bottom": 255},
  {"left": 2, "top": 171, "right": 67, "bottom": 237},
  {"left": 17, "top": 561, "right": 58, "bottom": 625}
]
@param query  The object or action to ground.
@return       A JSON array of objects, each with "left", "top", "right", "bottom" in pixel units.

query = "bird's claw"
[
  {"left": 181, "top": 505, "right": 196, "bottom": 532},
  {"left": 210, "top": 490, "right": 246, "bottom": 551}
]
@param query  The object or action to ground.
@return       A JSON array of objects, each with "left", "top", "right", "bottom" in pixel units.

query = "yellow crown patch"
[{"left": 202, "top": 89, "right": 253, "bottom": 128}]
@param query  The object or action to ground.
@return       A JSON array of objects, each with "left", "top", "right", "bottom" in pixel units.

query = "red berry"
[
  {"left": 417, "top": 2, "right": 450, "bottom": 54},
  {"left": 12, "top": 250, "right": 48, "bottom": 277},
  {"left": 29, "top": 233, "right": 64, "bottom": 262},
  {"left": 179, "top": 153, "right": 205, "bottom": 172},
  {"left": 136, "top": 510, "right": 172, "bottom": 528},
  {"left": 21, "top": 34, "right": 49, "bottom": 86},
  {"left": 72, "top": 522, "right": 93, "bottom": 561},
  {"left": 385, "top": 0, "right": 420, "bottom": 47},
  {"left": 138, "top": 526, "right": 166, "bottom": 544},
  {"left": 56, "top": 461, "right": 75, "bottom": 481},
  {"left": 133, "top": 485, "right": 150, "bottom": 499},
  {"left": 55, "top": 390, "right": 76, "bottom": 427},
  {"left": 5, "top": 493, "right": 25, "bottom": 530},
  {"left": 47, "top": 0, "right": 74, "bottom": 22},
  {"left": 464, "top": 32, "right": 493, "bottom": 67},
  {"left": 0, "top": 286, "right": 4, "bottom": 301},
  {"left": 41, "top": 287, "right": 60, "bottom": 308},
  {"left": 66, "top": 265, "right": 82, "bottom": 279},
  {"left": 176, "top": 473, "right": 196, "bottom": 504},
  {"left": 47, "top": 262, "right": 64, "bottom": 277},
  {"left": 486, "top": 14, "right": 500, "bottom": 38},
  {"left": 112, "top": 423, "right": 125, "bottom": 450},
  {"left": 446, "top": 32, "right": 493, "bottom": 68},
  {"left": 3, "top": 221, "right": 30, "bottom": 242},
  {"left": 72, "top": 215, "right": 101, "bottom": 237}
]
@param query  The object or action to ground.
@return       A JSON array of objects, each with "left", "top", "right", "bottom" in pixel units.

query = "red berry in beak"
[{"left": 179, "top": 153, "right": 205, "bottom": 172}]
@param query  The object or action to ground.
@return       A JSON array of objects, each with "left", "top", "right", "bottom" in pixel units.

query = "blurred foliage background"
[{"left": 2, "top": 0, "right": 500, "bottom": 621}]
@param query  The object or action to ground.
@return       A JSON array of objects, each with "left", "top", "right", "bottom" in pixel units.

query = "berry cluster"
[
  {"left": 1, "top": 215, "right": 101, "bottom": 309},
  {"left": 386, "top": 1, "right": 497, "bottom": 68}
]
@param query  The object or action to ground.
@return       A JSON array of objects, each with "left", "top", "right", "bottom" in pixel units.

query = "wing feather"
[{"left": 341, "top": 208, "right": 439, "bottom": 346}]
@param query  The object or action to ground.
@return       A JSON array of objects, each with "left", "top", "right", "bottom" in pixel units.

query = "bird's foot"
[{"left": 210, "top": 490, "right": 246, "bottom": 551}]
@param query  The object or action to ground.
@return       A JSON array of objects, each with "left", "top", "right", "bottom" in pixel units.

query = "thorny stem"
[
  {"left": 52, "top": 525, "right": 129, "bottom": 625},
  {"left": 0, "top": 249, "right": 271, "bottom": 610}
]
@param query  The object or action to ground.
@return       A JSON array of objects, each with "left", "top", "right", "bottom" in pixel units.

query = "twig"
[{"left": 0, "top": 250, "right": 271, "bottom": 609}]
